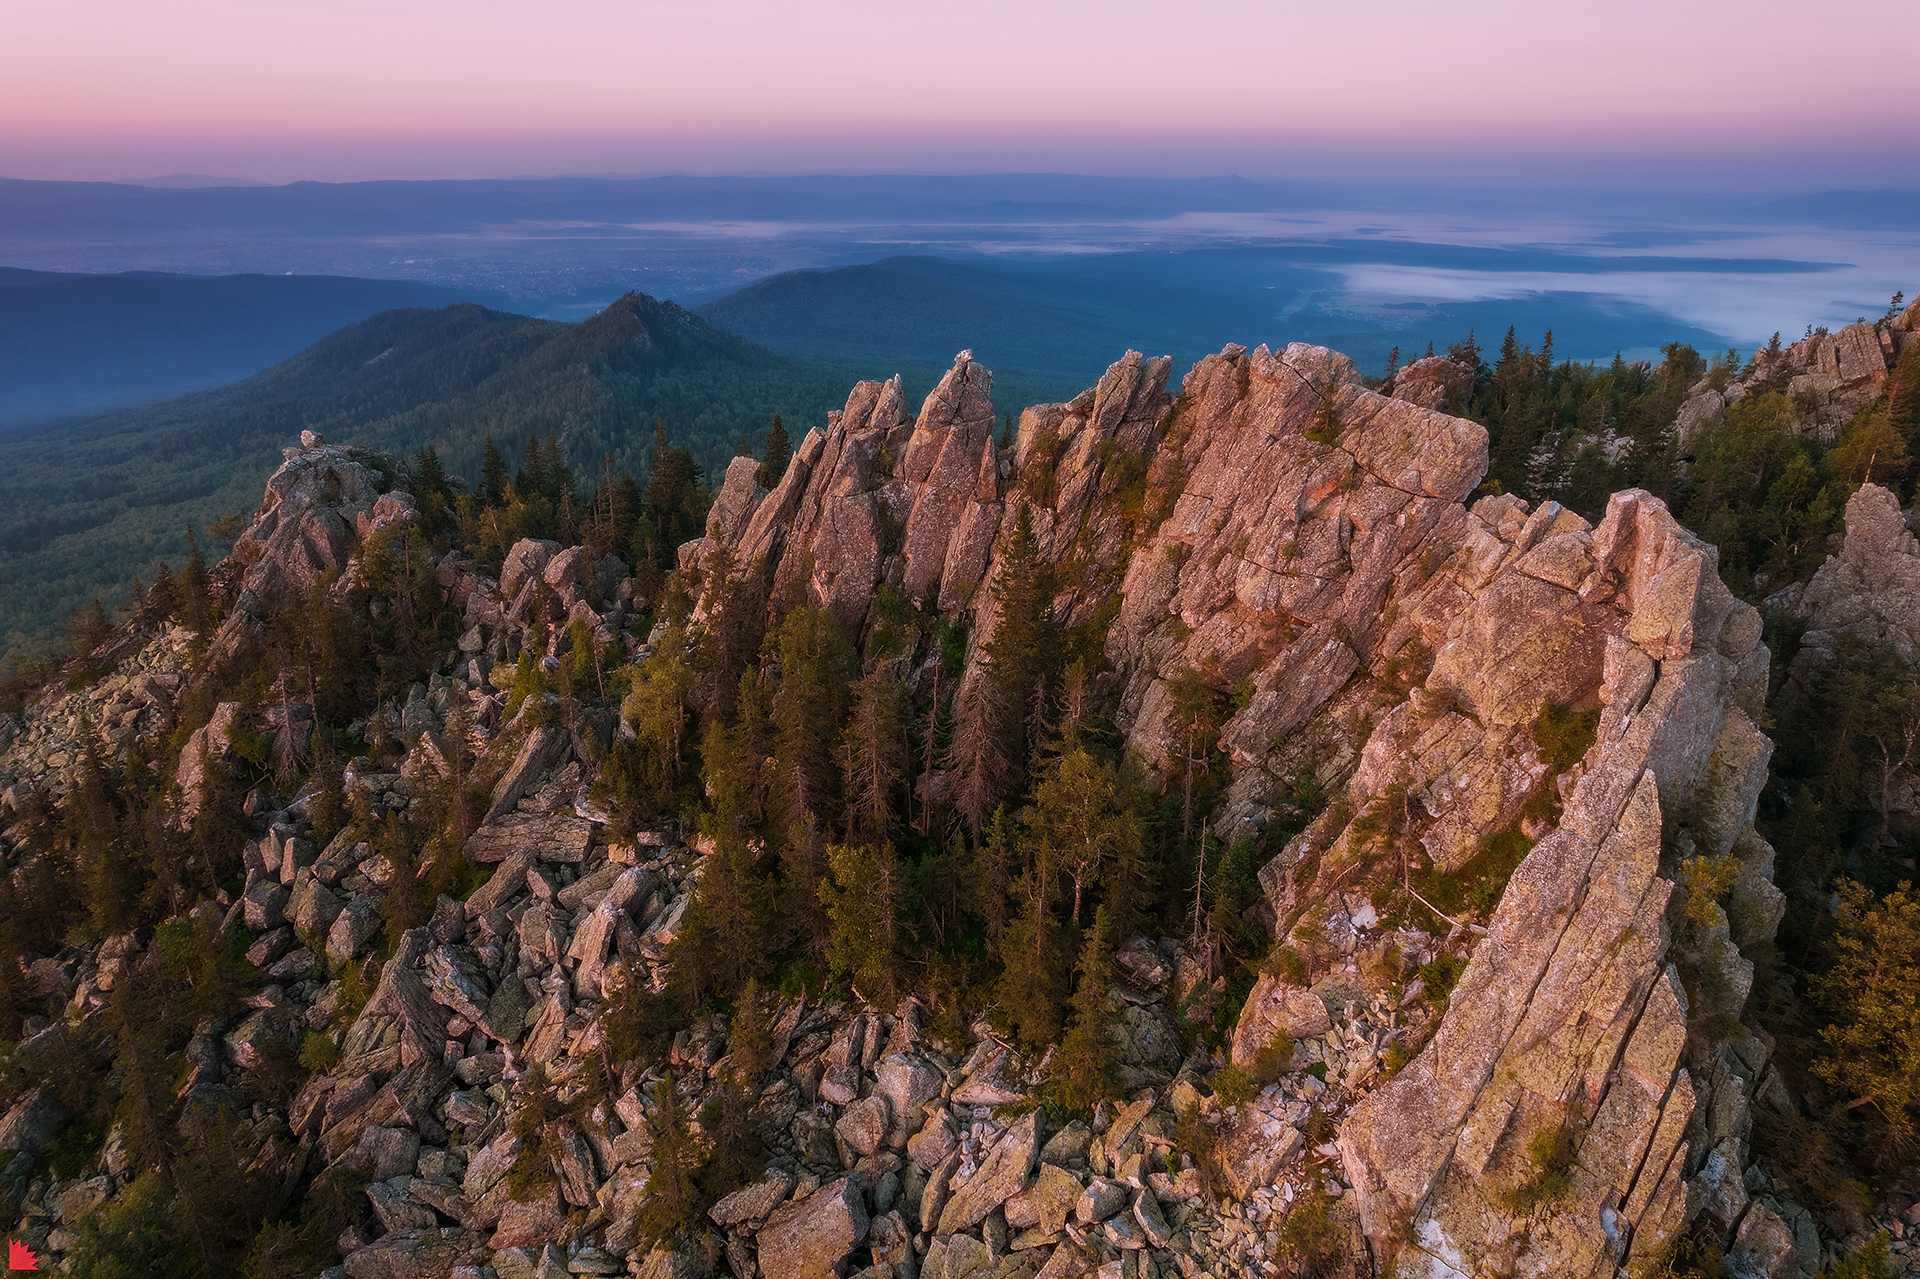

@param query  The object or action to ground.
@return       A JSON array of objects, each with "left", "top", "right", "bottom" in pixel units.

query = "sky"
[{"left": 3, "top": 0, "right": 1918, "bottom": 186}]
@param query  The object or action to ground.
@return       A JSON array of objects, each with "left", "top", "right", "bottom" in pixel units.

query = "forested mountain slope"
[
  {"left": 0, "top": 293, "right": 851, "bottom": 656},
  {"left": 0, "top": 269, "right": 518, "bottom": 428}
]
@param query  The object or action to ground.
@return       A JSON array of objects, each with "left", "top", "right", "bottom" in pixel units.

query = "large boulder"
[
  {"left": 342, "top": 1227, "right": 484, "bottom": 1279},
  {"left": 206, "top": 440, "right": 390, "bottom": 664},
  {"left": 937, "top": 1108, "right": 1043, "bottom": 1235},
  {"left": 1390, "top": 355, "right": 1474, "bottom": 411},
  {"left": 482, "top": 727, "right": 572, "bottom": 824},
  {"left": 874, "top": 1053, "right": 944, "bottom": 1147},
  {"left": 0, "top": 1090, "right": 67, "bottom": 1154},
  {"left": 757, "top": 1176, "right": 869, "bottom": 1279},
  {"left": 1230, "top": 973, "right": 1331, "bottom": 1065},
  {"left": 1787, "top": 482, "right": 1920, "bottom": 671}
]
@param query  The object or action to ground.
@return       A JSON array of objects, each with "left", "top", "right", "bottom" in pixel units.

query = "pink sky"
[{"left": 4, "top": 0, "right": 1917, "bottom": 184}]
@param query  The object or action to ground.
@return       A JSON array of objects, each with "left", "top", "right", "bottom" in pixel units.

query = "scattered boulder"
[
  {"left": 938, "top": 1108, "right": 1042, "bottom": 1235},
  {"left": 758, "top": 1176, "right": 870, "bottom": 1279}
]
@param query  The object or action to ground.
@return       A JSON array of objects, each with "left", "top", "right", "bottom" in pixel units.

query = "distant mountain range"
[
  {"left": 0, "top": 293, "right": 852, "bottom": 654},
  {"left": 0, "top": 268, "right": 518, "bottom": 427},
  {"left": 698, "top": 252, "right": 1739, "bottom": 394}
]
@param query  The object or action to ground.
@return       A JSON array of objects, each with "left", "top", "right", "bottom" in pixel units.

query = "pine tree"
[
  {"left": 618, "top": 627, "right": 694, "bottom": 804},
  {"left": 65, "top": 598, "right": 112, "bottom": 666},
  {"left": 1168, "top": 666, "right": 1224, "bottom": 848},
  {"left": 141, "top": 561, "right": 180, "bottom": 625},
  {"left": 615, "top": 472, "right": 645, "bottom": 559},
  {"left": 759, "top": 413, "right": 791, "bottom": 489},
  {"left": 68, "top": 742, "right": 133, "bottom": 938},
  {"left": 307, "top": 738, "right": 348, "bottom": 847},
  {"left": 1813, "top": 879, "right": 1920, "bottom": 1149},
  {"left": 695, "top": 1071, "right": 763, "bottom": 1209},
  {"left": 996, "top": 872, "right": 1070, "bottom": 1048},
  {"left": 441, "top": 696, "right": 483, "bottom": 845},
  {"left": 1027, "top": 744, "right": 1137, "bottom": 927}
]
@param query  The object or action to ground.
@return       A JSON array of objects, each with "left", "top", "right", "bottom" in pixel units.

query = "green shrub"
[
  {"left": 1277, "top": 1176, "right": 1351, "bottom": 1277},
  {"left": 1821, "top": 1233, "right": 1891, "bottom": 1279},
  {"left": 1249, "top": 1031, "right": 1294, "bottom": 1084},
  {"left": 1504, "top": 1122, "right": 1578, "bottom": 1210},
  {"left": 1534, "top": 700, "right": 1600, "bottom": 773},
  {"left": 298, "top": 1031, "right": 341, "bottom": 1073},
  {"left": 1418, "top": 952, "right": 1468, "bottom": 1005},
  {"left": 1212, "top": 1064, "right": 1255, "bottom": 1107}
]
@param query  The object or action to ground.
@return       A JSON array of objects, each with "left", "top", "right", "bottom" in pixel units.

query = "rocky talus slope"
[{"left": 0, "top": 341, "right": 1818, "bottom": 1278}]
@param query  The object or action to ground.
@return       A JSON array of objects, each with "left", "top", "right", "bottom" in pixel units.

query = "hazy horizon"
[{"left": 5, "top": 0, "right": 1917, "bottom": 187}]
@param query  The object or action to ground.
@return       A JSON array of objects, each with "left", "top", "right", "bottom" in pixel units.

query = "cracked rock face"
[
  {"left": 1782, "top": 481, "right": 1920, "bottom": 670},
  {"left": 678, "top": 342, "right": 1788, "bottom": 1272},
  {"left": 1328, "top": 488, "right": 1775, "bottom": 1276}
]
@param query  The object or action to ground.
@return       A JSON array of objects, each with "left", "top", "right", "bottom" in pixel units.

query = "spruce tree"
[
  {"left": 839, "top": 668, "right": 908, "bottom": 845},
  {"left": 1053, "top": 905, "right": 1118, "bottom": 1112},
  {"left": 694, "top": 546, "right": 764, "bottom": 720},
  {"left": 759, "top": 413, "right": 791, "bottom": 489},
  {"left": 771, "top": 608, "right": 855, "bottom": 835},
  {"left": 946, "top": 674, "right": 1009, "bottom": 844},
  {"left": 518, "top": 435, "right": 547, "bottom": 502},
  {"left": 410, "top": 445, "right": 450, "bottom": 505},
  {"left": 636, "top": 1073, "right": 703, "bottom": 1245},
  {"left": 672, "top": 716, "right": 771, "bottom": 999},
  {"left": 481, "top": 434, "right": 510, "bottom": 507},
  {"left": 970, "top": 805, "right": 1014, "bottom": 949},
  {"left": 996, "top": 874, "right": 1070, "bottom": 1048},
  {"left": 727, "top": 979, "right": 777, "bottom": 1079},
  {"left": 182, "top": 527, "right": 213, "bottom": 643},
  {"left": 983, "top": 503, "right": 1057, "bottom": 780},
  {"left": 543, "top": 430, "right": 574, "bottom": 507},
  {"left": 822, "top": 842, "right": 904, "bottom": 1005}
]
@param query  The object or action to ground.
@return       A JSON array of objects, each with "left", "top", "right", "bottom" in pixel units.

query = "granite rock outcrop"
[{"left": 0, "top": 327, "right": 1835, "bottom": 1277}]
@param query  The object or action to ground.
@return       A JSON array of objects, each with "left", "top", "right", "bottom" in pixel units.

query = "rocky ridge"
[
  {"left": 673, "top": 342, "right": 1803, "bottom": 1275},
  {"left": 1675, "top": 297, "right": 1919, "bottom": 452},
  {"left": 0, "top": 334, "right": 1847, "bottom": 1277}
]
